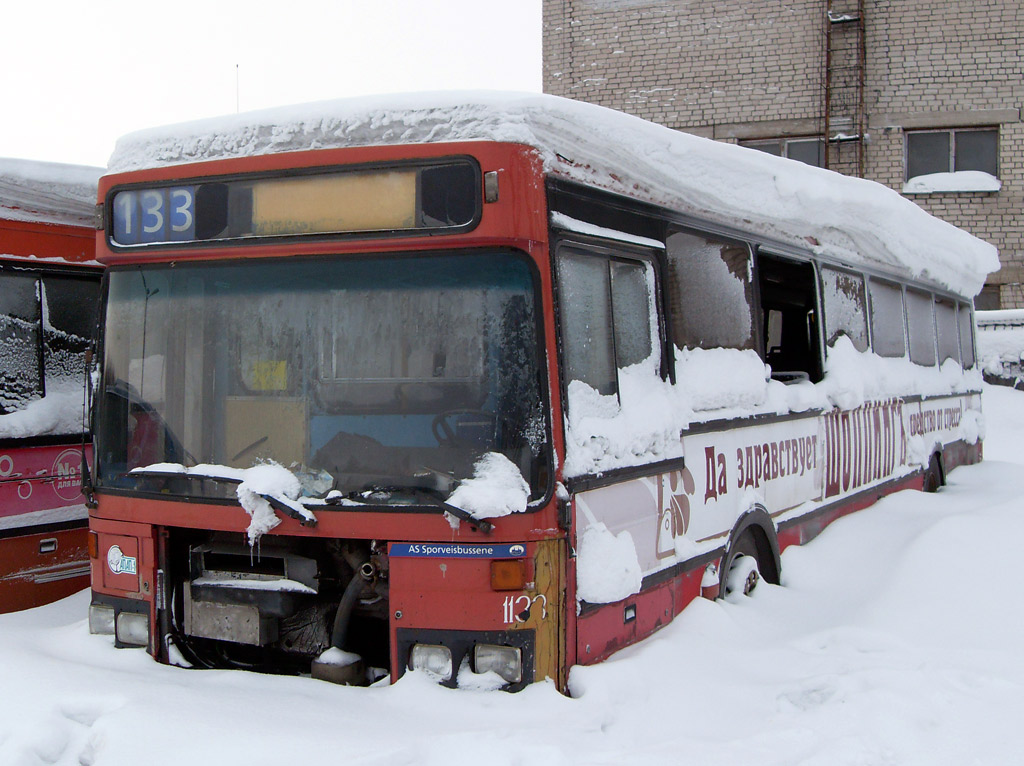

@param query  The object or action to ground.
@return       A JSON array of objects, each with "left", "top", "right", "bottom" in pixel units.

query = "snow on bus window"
[
  {"left": 558, "top": 247, "right": 661, "bottom": 398},
  {"left": 935, "top": 298, "right": 960, "bottom": 365},
  {"left": 821, "top": 266, "right": 869, "bottom": 352},
  {"left": 41, "top": 276, "right": 100, "bottom": 393},
  {"left": 0, "top": 273, "right": 43, "bottom": 414},
  {"left": 868, "top": 278, "right": 906, "bottom": 358},
  {"left": 906, "top": 288, "right": 937, "bottom": 366},
  {"left": 665, "top": 230, "right": 754, "bottom": 351}
]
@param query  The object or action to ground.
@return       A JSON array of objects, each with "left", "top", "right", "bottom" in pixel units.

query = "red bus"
[
  {"left": 87, "top": 94, "right": 992, "bottom": 690},
  {"left": 1, "top": 158, "right": 103, "bottom": 612}
]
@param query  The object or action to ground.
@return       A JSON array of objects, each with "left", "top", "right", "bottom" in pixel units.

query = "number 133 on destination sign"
[{"left": 112, "top": 187, "right": 195, "bottom": 245}]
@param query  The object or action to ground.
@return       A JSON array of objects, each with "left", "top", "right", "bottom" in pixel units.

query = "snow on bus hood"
[
  {"left": 130, "top": 461, "right": 314, "bottom": 546},
  {"left": 445, "top": 452, "right": 530, "bottom": 522},
  {"left": 1, "top": 157, "right": 103, "bottom": 228},
  {"left": 106, "top": 91, "right": 997, "bottom": 297}
]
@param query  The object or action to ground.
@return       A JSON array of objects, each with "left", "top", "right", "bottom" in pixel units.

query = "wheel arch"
[{"left": 722, "top": 505, "right": 781, "bottom": 587}]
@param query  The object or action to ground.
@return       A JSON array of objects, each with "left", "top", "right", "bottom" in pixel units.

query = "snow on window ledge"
[{"left": 903, "top": 171, "right": 1001, "bottom": 195}]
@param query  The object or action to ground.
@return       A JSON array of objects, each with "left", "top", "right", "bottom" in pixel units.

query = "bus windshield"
[{"left": 96, "top": 251, "right": 549, "bottom": 506}]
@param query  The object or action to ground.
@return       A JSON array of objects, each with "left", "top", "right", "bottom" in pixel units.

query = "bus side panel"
[
  {"left": 0, "top": 444, "right": 90, "bottom": 518},
  {"left": 0, "top": 219, "right": 95, "bottom": 263},
  {"left": 570, "top": 391, "right": 983, "bottom": 667},
  {"left": 776, "top": 472, "right": 923, "bottom": 552},
  {"left": 942, "top": 439, "right": 983, "bottom": 473},
  {"left": 576, "top": 564, "right": 705, "bottom": 666},
  {"left": 0, "top": 526, "right": 89, "bottom": 613},
  {"left": 0, "top": 444, "right": 91, "bottom": 612}
]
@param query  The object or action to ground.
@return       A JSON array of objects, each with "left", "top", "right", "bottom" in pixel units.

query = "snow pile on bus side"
[
  {"left": 0, "top": 385, "right": 88, "bottom": 440},
  {"left": 107, "top": 91, "right": 998, "bottom": 297},
  {"left": 564, "top": 341, "right": 984, "bottom": 477},
  {"left": 0, "top": 158, "right": 102, "bottom": 228},
  {"left": 575, "top": 522, "right": 643, "bottom": 604}
]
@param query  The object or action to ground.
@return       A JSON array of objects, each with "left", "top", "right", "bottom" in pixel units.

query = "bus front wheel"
[{"left": 723, "top": 533, "right": 761, "bottom": 597}]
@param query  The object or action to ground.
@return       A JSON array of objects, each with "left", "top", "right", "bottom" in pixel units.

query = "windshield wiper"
[
  {"left": 123, "top": 469, "right": 318, "bottom": 528},
  {"left": 406, "top": 487, "right": 494, "bottom": 535},
  {"left": 328, "top": 479, "right": 494, "bottom": 535}
]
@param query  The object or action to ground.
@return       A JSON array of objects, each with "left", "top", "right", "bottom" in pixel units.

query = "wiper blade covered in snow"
[
  {"left": 326, "top": 474, "right": 495, "bottom": 534},
  {"left": 124, "top": 466, "right": 318, "bottom": 528}
]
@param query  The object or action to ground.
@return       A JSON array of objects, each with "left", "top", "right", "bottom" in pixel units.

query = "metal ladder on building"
[{"left": 824, "top": 0, "right": 866, "bottom": 176}]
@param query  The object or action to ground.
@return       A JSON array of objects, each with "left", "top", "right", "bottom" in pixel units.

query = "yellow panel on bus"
[{"left": 251, "top": 171, "right": 417, "bottom": 235}]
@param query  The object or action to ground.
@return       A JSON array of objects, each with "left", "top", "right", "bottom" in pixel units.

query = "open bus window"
[
  {"left": 665, "top": 229, "right": 755, "bottom": 351},
  {"left": 906, "top": 288, "right": 937, "bottom": 366},
  {"left": 958, "top": 302, "right": 976, "bottom": 369},
  {"left": 556, "top": 245, "right": 661, "bottom": 402},
  {"left": 757, "top": 253, "right": 822, "bottom": 383},
  {"left": 820, "top": 266, "right": 869, "bottom": 352},
  {"left": 935, "top": 298, "right": 960, "bottom": 365},
  {"left": 868, "top": 278, "right": 907, "bottom": 358},
  {"left": 0, "top": 273, "right": 43, "bottom": 414}
]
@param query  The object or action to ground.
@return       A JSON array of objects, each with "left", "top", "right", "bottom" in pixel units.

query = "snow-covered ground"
[{"left": 3, "top": 386, "right": 1024, "bottom": 766}]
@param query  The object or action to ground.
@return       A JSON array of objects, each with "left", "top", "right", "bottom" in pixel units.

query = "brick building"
[{"left": 543, "top": 0, "right": 1023, "bottom": 307}]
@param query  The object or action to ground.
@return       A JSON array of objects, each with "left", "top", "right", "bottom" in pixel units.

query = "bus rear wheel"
[{"left": 923, "top": 452, "right": 945, "bottom": 493}]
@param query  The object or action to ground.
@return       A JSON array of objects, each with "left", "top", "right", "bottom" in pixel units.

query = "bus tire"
[
  {"left": 720, "top": 508, "right": 782, "bottom": 598},
  {"left": 923, "top": 452, "right": 945, "bottom": 493},
  {"left": 724, "top": 537, "right": 760, "bottom": 596}
]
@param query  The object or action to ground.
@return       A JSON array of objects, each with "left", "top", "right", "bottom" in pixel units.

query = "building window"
[
  {"left": 741, "top": 137, "right": 825, "bottom": 168},
  {"left": 905, "top": 128, "right": 999, "bottom": 181},
  {"left": 975, "top": 285, "right": 1000, "bottom": 311}
]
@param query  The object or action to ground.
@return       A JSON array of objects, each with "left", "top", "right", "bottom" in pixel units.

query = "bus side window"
[
  {"left": 556, "top": 245, "right": 661, "bottom": 402},
  {"left": 958, "top": 301, "right": 976, "bottom": 369},
  {"left": 906, "top": 288, "right": 937, "bottom": 366},
  {"left": 610, "top": 259, "right": 655, "bottom": 368},
  {"left": 0, "top": 272, "right": 44, "bottom": 414},
  {"left": 556, "top": 250, "right": 616, "bottom": 396},
  {"left": 868, "top": 278, "right": 907, "bottom": 358},
  {"left": 820, "top": 266, "right": 869, "bottom": 352},
  {"left": 665, "top": 229, "right": 755, "bottom": 351},
  {"left": 40, "top": 276, "right": 101, "bottom": 394},
  {"left": 935, "top": 298, "right": 960, "bottom": 365},
  {"left": 757, "top": 253, "right": 822, "bottom": 383}
]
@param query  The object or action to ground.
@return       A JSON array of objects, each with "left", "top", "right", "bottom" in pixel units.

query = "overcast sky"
[{"left": 3, "top": 0, "right": 542, "bottom": 169}]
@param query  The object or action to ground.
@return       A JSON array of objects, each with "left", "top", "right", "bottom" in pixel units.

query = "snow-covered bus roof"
[
  {"left": 107, "top": 92, "right": 999, "bottom": 297},
  {"left": 1, "top": 158, "right": 103, "bottom": 228}
]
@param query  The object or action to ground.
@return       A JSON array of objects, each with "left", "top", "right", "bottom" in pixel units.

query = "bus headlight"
[
  {"left": 473, "top": 644, "right": 522, "bottom": 684},
  {"left": 409, "top": 644, "right": 453, "bottom": 680},
  {"left": 115, "top": 611, "right": 150, "bottom": 647},
  {"left": 88, "top": 604, "right": 115, "bottom": 635}
]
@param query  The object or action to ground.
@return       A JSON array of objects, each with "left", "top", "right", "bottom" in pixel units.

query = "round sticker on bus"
[
  {"left": 52, "top": 449, "right": 83, "bottom": 502},
  {"left": 107, "top": 545, "right": 138, "bottom": 576}
]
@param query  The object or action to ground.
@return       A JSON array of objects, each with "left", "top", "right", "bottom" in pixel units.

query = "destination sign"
[{"left": 109, "top": 159, "right": 479, "bottom": 247}]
